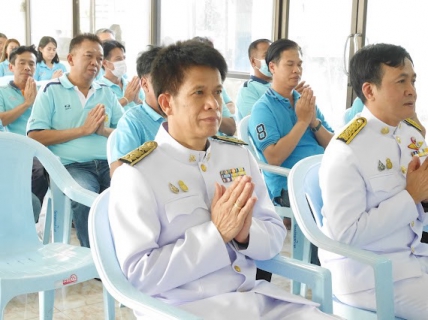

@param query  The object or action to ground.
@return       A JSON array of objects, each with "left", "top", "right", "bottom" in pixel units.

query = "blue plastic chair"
[
  {"left": 0, "top": 132, "right": 115, "bottom": 320},
  {"left": 288, "top": 154, "right": 402, "bottom": 320},
  {"left": 89, "top": 188, "right": 334, "bottom": 319},
  {"left": 237, "top": 115, "right": 311, "bottom": 295}
]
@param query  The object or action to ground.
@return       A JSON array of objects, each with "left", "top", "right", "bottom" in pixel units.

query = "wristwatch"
[{"left": 311, "top": 119, "right": 322, "bottom": 132}]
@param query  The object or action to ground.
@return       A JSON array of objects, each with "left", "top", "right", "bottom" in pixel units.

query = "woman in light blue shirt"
[
  {"left": 0, "top": 38, "right": 20, "bottom": 77},
  {"left": 34, "top": 36, "right": 67, "bottom": 81}
]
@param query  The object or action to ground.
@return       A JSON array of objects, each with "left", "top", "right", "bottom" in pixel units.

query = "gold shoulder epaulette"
[
  {"left": 337, "top": 117, "right": 367, "bottom": 144},
  {"left": 211, "top": 135, "right": 248, "bottom": 146},
  {"left": 403, "top": 118, "right": 422, "bottom": 133},
  {"left": 120, "top": 141, "right": 158, "bottom": 166}
]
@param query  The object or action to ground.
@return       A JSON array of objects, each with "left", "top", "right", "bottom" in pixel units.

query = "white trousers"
[
  {"left": 177, "top": 291, "right": 342, "bottom": 320},
  {"left": 336, "top": 273, "right": 428, "bottom": 320}
]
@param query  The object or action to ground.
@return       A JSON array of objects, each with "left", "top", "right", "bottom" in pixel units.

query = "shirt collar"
[
  {"left": 361, "top": 107, "right": 398, "bottom": 136},
  {"left": 250, "top": 75, "right": 270, "bottom": 85},
  {"left": 99, "top": 75, "right": 126, "bottom": 88},
  {"left": 142, "top": 101, "right": 164, "bottom": 122},
  {"left": 268, "top": 88, "right": 300, "bottom": 103},
  {"left": 156, "top": 122, "right": 212, "bottom": 165},
  {"left": 60, "top": 72, "right": 101, "bottom": 90}
]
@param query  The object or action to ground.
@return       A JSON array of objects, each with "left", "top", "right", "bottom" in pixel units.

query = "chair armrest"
[
  {"left": 102, "top": 274, "right": 201, "bottom": 320},
  {"left": 291, "top": 203, "right": 395, "bottom": 319},
  {"left": 258, "top": 162, "right": 291, "bottom": 177},
  {"left": 255, "top": 255, "right": 333, "bottom": 314}
]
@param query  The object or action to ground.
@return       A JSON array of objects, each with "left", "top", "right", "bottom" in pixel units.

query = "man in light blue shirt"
[
  {"left": 110, "top": 45, "right": 165, "bottom": 176},
  {"left": 0, "top": 45, "right": 48, "bottom": 221},
  {"left": 236, "top": 39, "right": 272, "bottom": 120},
  {"left": 98, "top": 40, "right": 143, "bottom": 111},
  {"left": 27, "top": 33, "right": 123, "bottom": 248}
]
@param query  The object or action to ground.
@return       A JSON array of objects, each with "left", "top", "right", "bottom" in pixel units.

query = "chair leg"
[
  {"left": 103, "top": 285, "right": 115, "bottom": 320},
  {"left": 39, "top": 290, "right": 55, "bottom": 319},
  {"left": 291, "top": 219, "right": 312, "bottom": 296},
  {"left": 43, "top": 195, "right": 53, "bottom": 245}
]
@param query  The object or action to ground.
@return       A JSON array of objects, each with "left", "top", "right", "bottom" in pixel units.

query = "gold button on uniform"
[
  {"left": 401, "top": 166, "right": 407, "bottom": 174},
  {"left": 411, "top": 221, "right": 415, "bottom": 227},
  {"left": 201, "top": 164, "right": 207, "bottom": 172},
  {"left": 396, "top": 136, "right": 401, "bottom": 143},
  {"left": 411, "top": 247, "right": 415, "bottom": 253},
  {"left": 381, "top": 127, "right": 389, "bottom": 134},
  {"left": 234, "top": 265, "right": 241, "bottom": 273}
]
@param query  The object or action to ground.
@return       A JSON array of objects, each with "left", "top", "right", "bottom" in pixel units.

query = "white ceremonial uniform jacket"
[
  {"left": 319, "top": 107, "right": 428, "bottom": 295},
  {"left": 109, "top": 123, "right": 315, "bottom": 312}
]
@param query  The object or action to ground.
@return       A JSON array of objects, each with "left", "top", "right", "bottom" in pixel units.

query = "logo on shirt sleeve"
[
  {"left": 64, "top": 104, "right": 71, "bottom": 110},
  {"left": 256, "top": 123, "right": 267, "bottom": 140}
]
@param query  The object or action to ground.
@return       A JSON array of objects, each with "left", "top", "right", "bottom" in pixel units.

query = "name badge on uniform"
[{"left": 220, "top": 167, "right": 246, "bottom": 183}]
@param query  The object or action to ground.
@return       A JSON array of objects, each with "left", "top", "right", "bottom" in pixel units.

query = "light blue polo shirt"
[
  {"left": 217, "top": 102, "right": 235, "bottom": 136},
  {"left": 236, "top": 75, "right": 271, "bottom": 121},
  {"left": 27, "top": 73, "right": 124, "bottom": 165},
  {"left": 221, "top": 89, "right": 232, "bottom": 104},
  {"left": 34, "top": 61, "right": 68, "bottom": 81},
  {"left": 0, "top": 81, "right": 39, "bottom": 135},
  {"left": 249, "top": 88, "right": 333, "bottom": 198},
  {"left": 0, "top": 60, "right": 12, "bottom": 77},
  {"left": 98, "top": 76, "right": 144, "bottom": 111},
  {"left": 110, "top": 101, "right": 164, "bottom": 163}
]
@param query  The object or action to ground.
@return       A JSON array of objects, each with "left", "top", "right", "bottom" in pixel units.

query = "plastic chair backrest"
[
  {"left": 303, "top": 160, "right": 324, "bottom": 227},
  {"left": 106, "top": 129, "right": 118, "bottom": 165},
  {"left": 237, "top": 115, "right": 259, "bottom": 159},
  {"left": 0, "top": 133, "right": 40, "bottom": 252},
  {"left": 0, "top": 132, "right": 97, "bottom": 250},
  {"left": 89, "top": 188, "right": 201, "bottom": 319},
  {"left": 288, "top": 154, "right": 399, "bottom": 320}
]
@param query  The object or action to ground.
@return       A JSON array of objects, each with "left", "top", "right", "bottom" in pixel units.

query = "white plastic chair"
[
  {"left": 106, "top": 128, "right": 118, "bottom": 165},
  {"left": 237, "top": 115, "right": 311, "bottom": 295},
  {"left": 0, "top": 132, "right": 115, "bottom": 319},
  {"left": 288, "top": 154, "right": 402, "bottom": 320},
  {"left": 89, "top": 188, "right": 334, "bottom": 319}
]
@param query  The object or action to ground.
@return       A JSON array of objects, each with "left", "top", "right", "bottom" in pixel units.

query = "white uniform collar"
[
  {"left": 360, "top": 106, "right": 399, "bottom": 136},
  {"left": 156, "top": 122, "right": 212, "bottom": 165}
]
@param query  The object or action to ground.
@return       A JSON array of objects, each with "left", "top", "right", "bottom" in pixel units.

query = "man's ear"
[
  {"left": 140, "top": 77, "right": 149, "bottom": 93},
  {"left": 268, "top": 61, "right": 275, "bottom": 74},
  {"left": 250, "top": 56, "right": 257, "bottom": 68},
  {"left": 8, "top": 62, "right": 13, "bottom": 72},
  {"left": 362, "top": 82, "right": 375, "bottom": 102},
  {"left": 67, "top": 53, "right": 74, "bottom": 67},
  {"left": 158, "top": 93, "right": 172, "bottom": 116}
]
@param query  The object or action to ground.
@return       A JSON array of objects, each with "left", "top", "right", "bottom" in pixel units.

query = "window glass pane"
[
  {"left": 288, "top": 0, "right": 353, "bottom": 130},
  {"left": 366, "top": 0, "right": 428, "bottom": 129},
  {"left": 0, "top": 0, "right": 26, "bottom": 44},
  {"left": 30, "top": 0, "right": 73, "bottom": 61},
  {"left": 160, "top": 0, "right": 274, "bottom": 73},
  {"left": 94, "top": 0, "right": 151, "bottom": 78}
]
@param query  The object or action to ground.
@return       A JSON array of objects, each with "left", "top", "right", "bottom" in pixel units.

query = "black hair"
[
  {"left": 9, "top": 45, "right": 37, "bottom": 65},
  {"left": 151, "top": 40, "right": 228, "bottom": 99},
  {"left": 350, "top": 43, "right": 413, "bottom": 104},
  {"left": 265, "top": 39, "right": 302, "bottom": 70},
  {"left": 69, "top": 33, "right": 102, "bottom": 53},
  {"left": 37, "top": 36, "right": 60, "bottom": 64},
  {"left": 136, "top": 45, "right": 163, "bottom": 78},
  {"left": 102, "top": 40, "right": 125, "bottom": 60},
  {"left": 248, "top": 39, "right": 271, "bottom": 59}
]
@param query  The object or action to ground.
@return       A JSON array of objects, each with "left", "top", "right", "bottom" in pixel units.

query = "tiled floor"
[{"left": 4, "top": 228, "right": 293, "bottom": 319}]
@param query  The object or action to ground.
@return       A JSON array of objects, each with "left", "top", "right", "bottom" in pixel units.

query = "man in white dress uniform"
[
  {"left": 319, "top": 43, "right": 428, "bottom": 319},
  {"left": 109, "top": 40, "right": 340, "bottom": 319}
]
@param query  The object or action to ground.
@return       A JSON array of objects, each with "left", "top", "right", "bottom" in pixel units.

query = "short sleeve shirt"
[{"left": 27, "top": 73, "right": 124, "bottom": 165}]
